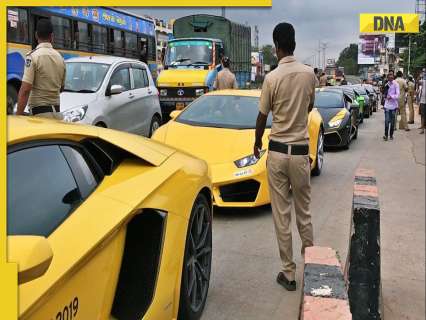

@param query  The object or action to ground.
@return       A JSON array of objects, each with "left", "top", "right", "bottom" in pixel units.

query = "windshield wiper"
[
  {"left": 168, "top": 58, "right": 191, "bottom": 67},
  {"left": 186, "top": 61, "right": 210, "bottom": 67}
]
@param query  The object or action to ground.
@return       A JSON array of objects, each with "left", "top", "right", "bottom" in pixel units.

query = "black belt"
[
  {"left": 269, "top": 140, "right": 309, "bottom": 155},
  {"left": 31, "top": 105, "right": 60, "bottom": 115}
]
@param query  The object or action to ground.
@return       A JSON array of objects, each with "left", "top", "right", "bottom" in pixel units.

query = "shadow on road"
[{"left": 213, "top": 204, "right": 272, "bottom": 221}]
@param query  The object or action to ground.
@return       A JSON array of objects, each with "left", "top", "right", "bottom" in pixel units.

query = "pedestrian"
[
  {"left": 418, "top": 71, "right": 426, "bottom": 134},
  {"left": 341, "top": 75, "right": 348, "bottom": 85},
  {"left": 319, "top": 72, "right": 327, "bottom": 87},
  {"left": 16, "top": 19, "right": 65, "bottom": 118},
  {"left": 213, "top": 56, "right": 238, "bottom": 90},
  {"left": 254, "top": 22, "right": 316, "bottom": 291},
  {"left": 395, "top": 71, "right": 409, "bottom": 131},
  {"left": 383, "top": 71, "right": 399, "bottom": 141},
  {"left": 407, "top": 76, "right": 415, "bottom": 124}
]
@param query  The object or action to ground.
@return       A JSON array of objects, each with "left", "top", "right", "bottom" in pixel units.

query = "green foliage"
[
  {"left": 400, "top": 20, "right": 426, "bottom": 76},
  {"left": 261, "top": 45, "right": 278, "bottom": 66},
  {"left": 337, "top": 44, "right": 359, "bottom": 75}
]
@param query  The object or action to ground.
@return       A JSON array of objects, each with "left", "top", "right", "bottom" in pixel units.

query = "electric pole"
[
  {"left": 221, "top": 7, "right": 226, "bottom": 17},
  {"left": 254, "top": 25, "right": 259, "bottom": 51}
]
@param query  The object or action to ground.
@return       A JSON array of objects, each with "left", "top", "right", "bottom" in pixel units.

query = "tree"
[
  {"left": 400, "top": 20, "right": 426, "bottom": 77},
  {"left": 261, "top": 45, "right": 278, "bottom": 66},
  {"left": 336, "top": 43, "right": 359, "bottom": 75}
]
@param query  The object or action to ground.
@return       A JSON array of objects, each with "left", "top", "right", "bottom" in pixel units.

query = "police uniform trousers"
[
  {"left": 408, "top": 94, "right": 415, "bottom": 123},
  {"left": 266, "top": 150, "right": 314, "bottom": 282},
  {"left": 399, "top": 99, "right": 408, "bottom": 129}
]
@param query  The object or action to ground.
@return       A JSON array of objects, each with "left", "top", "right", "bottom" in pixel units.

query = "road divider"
[{"left": 300, "top": 246, "right": 352, "bottom": 320}]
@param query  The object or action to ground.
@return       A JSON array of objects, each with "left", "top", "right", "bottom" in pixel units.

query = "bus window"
[
  {"left": 73, "top": 21, "right": 89, "bottom": 51},
  {"left": 125, "top": 32, "right": 137, "bottom": 58},
  {"left": 51, "top": 15, "right": 71, "bottom": 49},
  {"left": 91, "top": 24, "right": 107, "bottom": 53},
  {"left": 139, "top": 37, "right": 148, "bottom": 62},
  {"left": 7, "top": 8, "right": 29, "bottom": 44},
  {"left": 112, "top": 30, "right": 124, "bottom": 56}
]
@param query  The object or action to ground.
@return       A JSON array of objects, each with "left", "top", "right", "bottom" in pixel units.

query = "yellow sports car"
[
  {"left": 153, "top": 90, "right": 324, "bottom": 208},
  {"left": 7, "top": 116, "right": 212, "bottom": 320}
]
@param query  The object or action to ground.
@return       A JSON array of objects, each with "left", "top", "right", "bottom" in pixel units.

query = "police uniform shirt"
[
  {"left": 395, "top": 77, "right": 407, "bottom": 102},
  {"left": 259, "top": 56, "right": 317, "bottom": 144},
  {"left": 22, "top": 42, "right": 66, "bottom": 108},
  {"left": 214, "top": 68, "right": 238, "bottom": 90}
]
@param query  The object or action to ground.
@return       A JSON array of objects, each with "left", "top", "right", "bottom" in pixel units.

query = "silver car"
[{"left": 61, "top": 56, "right": 162, "bottom": 137}]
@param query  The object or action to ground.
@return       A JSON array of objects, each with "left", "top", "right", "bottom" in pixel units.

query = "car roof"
[
  {"left": 65, "top": 55, "right": 143, "bottom": 66},
  {"left": 205, "top": 90, "right": 261, "bottom": 97}
]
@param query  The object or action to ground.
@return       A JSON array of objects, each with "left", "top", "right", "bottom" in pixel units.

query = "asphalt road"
[{"left": 202, "top": 107, "right": 425, "bottom": 320}]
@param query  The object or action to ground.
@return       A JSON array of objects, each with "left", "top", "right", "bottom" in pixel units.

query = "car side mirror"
[
  {"left": 106, "top": 84, "right": 124, "bottom": 96},
  {"left": 170, "top": 110, "right": 182, "bottom": 119},
  {"left": 7, "top": 235, "right": 53, "bottom": 284}
]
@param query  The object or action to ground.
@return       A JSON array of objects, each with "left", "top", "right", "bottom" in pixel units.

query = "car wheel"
[
  {"left": 7, "top": 84, "right": 18, "bottom": 115},
  {"left": 353, "top": 125, "right": 358, "bottom": 140},
  {"left": 149, "top": 115, "right": 161, "bottom": 137},
  {"left": 312, "top": 128, "right": 324, "bottom": 176},
  {"left": 178, "top": 193, "right": 212, "bottom": 320}
]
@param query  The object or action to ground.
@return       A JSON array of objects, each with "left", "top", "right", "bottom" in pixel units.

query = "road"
[{"left": 202, "top": 107, "right": 425, "bottom": 320}]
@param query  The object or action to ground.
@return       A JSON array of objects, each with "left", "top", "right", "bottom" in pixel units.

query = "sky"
[{"left": 125, "top": 0, "right": 416, "bottom": 65}]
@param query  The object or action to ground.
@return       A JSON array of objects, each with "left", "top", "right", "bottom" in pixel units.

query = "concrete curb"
[
  {"left": 300, "top": 246, "right": 352, "bottom": 320},
  {"left": 345, "top": 168, "right": 382, "bottom": 320}
]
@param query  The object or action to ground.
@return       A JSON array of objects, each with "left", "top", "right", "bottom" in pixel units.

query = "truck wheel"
[{"left": 7, "top": 84, "right": 18, "bottom": 115}]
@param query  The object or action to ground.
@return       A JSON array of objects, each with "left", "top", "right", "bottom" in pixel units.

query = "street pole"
[
  {"left": 318, "top": 40, "right": 321, "bottom": 69},
  {"left": 408, "top": 34, "right": 411, "bottom": 75},
  {"left": 221, "top": 7, "right": 226, "bottom": 17}
]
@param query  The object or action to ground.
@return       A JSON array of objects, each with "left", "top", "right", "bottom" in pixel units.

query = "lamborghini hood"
[{"left": 160, "top": 121, "right": 268, "bottom": 165}]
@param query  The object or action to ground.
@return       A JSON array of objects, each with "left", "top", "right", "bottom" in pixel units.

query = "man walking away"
[
  {"left": 16, "top": 19, "right": 65, "bottom": 119},
  {"left": 418, "top": 71, "right": 426, "bottom": 134},
  {"left": 407, "top": 76, "right": 415, "bottom": 124},
  {"left": 254, "top": 22, "right": 316, "bottom": 291},
  {"left": 319, "top": 72, "right": 327, "bottom": 87},
  {"left": 383, "top": 71, "right": 399, "bottom": 141},
  {"left": 395, "top": 71, "right": 409, "bottom": 131},
  {"left": 214, "top": 56, "right": 238, "bottom": 90}
]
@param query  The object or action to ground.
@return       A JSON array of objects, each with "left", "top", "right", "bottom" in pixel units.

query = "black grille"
[
  {"left": 219, "top": 180, "right": 260, "bottom": 202},
  {"left": 325, "top": 132, "right": 342, "bottom": 146}
]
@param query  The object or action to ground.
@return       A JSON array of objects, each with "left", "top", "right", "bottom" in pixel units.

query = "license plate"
[{"left": 176, "top": 102, "right": 185, "bottom": 110}]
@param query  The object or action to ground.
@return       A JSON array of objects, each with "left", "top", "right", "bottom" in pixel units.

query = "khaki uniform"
[
  {"left": 319, "top": 75, "right": 327, "bottom": 87},
  {"left": 395, "top": 77, "right": 408, "bottom": 129},
  {"left": 407, "top": 81, "right": 415, "bottom": 123},
  {"left": 214, "top": 68, "right": 238, "bottom": 90},
  {"left": 259, "top": 56, "right": 316, "bottom": 282},
  {"left": 22, "top": 42, "right": 65, "bottom": 119}
]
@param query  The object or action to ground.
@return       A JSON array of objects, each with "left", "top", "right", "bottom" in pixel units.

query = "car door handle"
[
  {"left": 147, "top": 88, "right": 152, "bottom": 95},
  {"left": 128, "top": 93, "right": 135, "bottom": 99}
]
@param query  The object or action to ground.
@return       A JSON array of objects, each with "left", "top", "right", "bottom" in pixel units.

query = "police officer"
[
  {"left": 319, "top": 72, "right": 327, "bottom": 87},
  {"left": 407, "top": 76, "right": 415, "bottom": 124},
  {"left": 254, "top": 22, "right": 316, "bottom": 291},
  {"left": 213, "top": 56, "right": 238, "bottom": 90},
  {"left": 395, "top": 71, "right": 409, "bottom": 131},
  {"left": 16, "top": 19, "right": 65, "bottom": 118}
]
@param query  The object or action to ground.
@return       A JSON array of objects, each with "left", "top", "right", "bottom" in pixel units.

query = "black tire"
[
  {"left": 95, "top": 122, "right": 107, "bottom": 128},
  {"left": 311, "top": 127, "right": 324, "bottom": 176},
  {"left": 149, "top": 114, "right": 162, "bottom": 137},
  {"left": 178, "top": 193, "right": 212, "bottom": 320},
  {"left": 353, "top": 125, "right": 358, "bottom": 140},
  {"left": 7, "top": 84, "right": 18, "bottom": 115}
]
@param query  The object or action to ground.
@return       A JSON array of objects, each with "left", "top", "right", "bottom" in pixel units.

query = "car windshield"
[
  {"left": 64, "top": 62, "right": 110, "bottom": 93},
  {"left": 177, "top": 95, "right": 272, "bottom": 129},
  {"left": 166, "top": 40, "right": 213, "bottom": 67},
  {"left": 315, "top": 91, "right": 343, "bottom": 108}
]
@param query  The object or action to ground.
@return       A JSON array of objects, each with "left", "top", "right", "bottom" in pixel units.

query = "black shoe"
[
  {"left": 405, "top": 128, "right": 411, "bottom": 132},
  {"left": 383, "top": 136, "right": 388, "bottom": 141},
  {"left": 390, "top": 136, "right": 394, "bottom": 140},
  {"left": 276, "top": 272, "right": 296, "bottom": 291},
  {"left": 408, "top": 121, "right": 415, "bottom": 124}
]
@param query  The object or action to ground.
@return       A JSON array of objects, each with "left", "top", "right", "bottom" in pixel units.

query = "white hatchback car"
[{"left": 61, "top": 56, "right": 162, "bottom": 137}]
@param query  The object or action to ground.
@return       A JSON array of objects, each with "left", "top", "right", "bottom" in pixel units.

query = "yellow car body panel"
[
  {"left": 157, "top": 69, "right": 211, "bottom": 87},
  {"left": 152, "top": 90, "right": 323, "bottom": 207},
  {"left": 7, "top": 116, "right": 211, "bottom": 319}
]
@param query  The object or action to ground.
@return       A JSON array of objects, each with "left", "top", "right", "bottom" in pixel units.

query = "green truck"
[{"left": 157, "top": 14, "right": 251, "bottom": 118}]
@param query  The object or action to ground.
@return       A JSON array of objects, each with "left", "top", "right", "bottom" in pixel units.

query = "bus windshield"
[{"left": 165, "top": 40, "right": 213, "bottom": 67}]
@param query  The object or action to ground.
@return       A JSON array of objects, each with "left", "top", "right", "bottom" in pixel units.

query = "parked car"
[
  {"left": 153, "top": 90, "right": 325, "bottom": 208},
  {"left": 363, "top": 84, "right": 380, "bottom": 112},
  {"left": 7, "top": 115, "right": 212, "bottom": 320},
  {"left": 315, "top": 88, "right": 358, "bottom": 149},
  {"left": 61, "top": 56, "right": 162, "bottom": 137},
  {"left": 348, "top": 85, "right": 372, "bottom": 119}
]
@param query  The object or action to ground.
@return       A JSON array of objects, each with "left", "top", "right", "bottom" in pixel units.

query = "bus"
[{"left": 7, "top": 6, "right": 157, "bottom": 114}]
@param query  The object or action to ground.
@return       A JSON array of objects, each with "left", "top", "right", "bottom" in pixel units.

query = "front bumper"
[
  {"left": 324, "top": 126, "right": 350, "bottom": 147},
  {"left": 210, "top": 161, "right": 269, "bottom": 208}
]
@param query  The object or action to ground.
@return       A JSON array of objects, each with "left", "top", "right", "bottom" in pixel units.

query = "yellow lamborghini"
[
  {"left": 7, "top": 116, "right": 212, "bottom": 320},
  {"left": 152, "top": 90, "right": 324, "bottom": 208}
]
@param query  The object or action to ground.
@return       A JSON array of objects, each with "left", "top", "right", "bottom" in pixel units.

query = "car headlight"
[
  {"left": 234, "top": 150, "right": 265, "bottom": 168},
  {"left": 62, "top": 105, "right": 88, "bottom": 123},
  {"left": 195, "top": 88, "right": 205, "bottom": 96},
  {"left": 160, "top": 89, "right": 168, "bottom": 96},
  {"left": 328, "top": 118, "right": 343, "bottom": 128}
]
